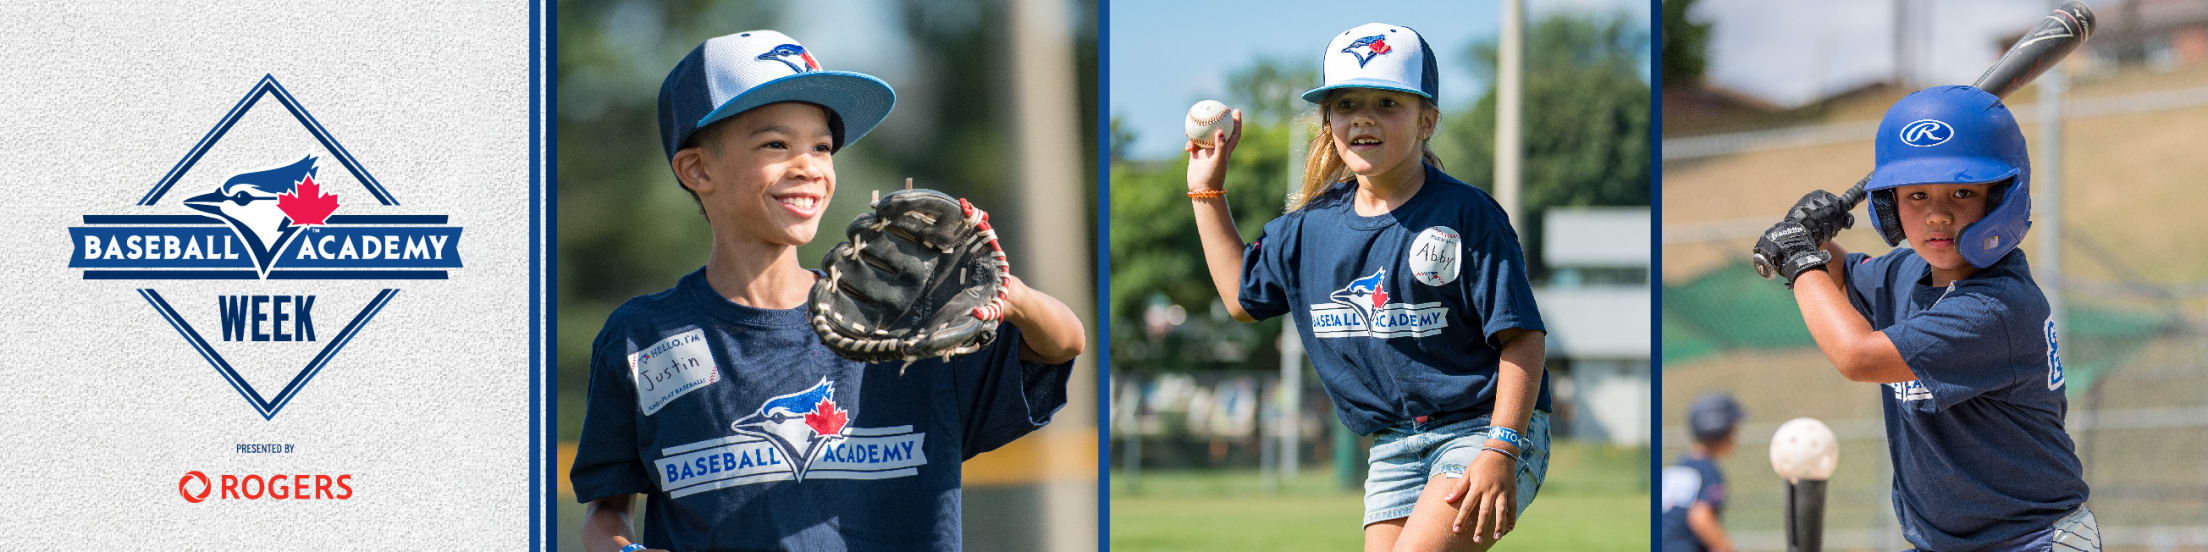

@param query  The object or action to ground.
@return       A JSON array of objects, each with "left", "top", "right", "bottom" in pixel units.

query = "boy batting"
[{"left": 1752, "top": 85, "right": 2098, "bottom": 551}]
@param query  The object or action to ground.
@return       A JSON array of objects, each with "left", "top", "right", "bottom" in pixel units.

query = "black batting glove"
[
  {"left": 1784, "top": 190, "right": 1854, "bottom": 245},
  {"left": 1755, "top": 220, "right": 1833, "bottom": 288}
]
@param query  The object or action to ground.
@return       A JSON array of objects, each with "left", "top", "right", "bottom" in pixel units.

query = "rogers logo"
[
  {"left": 179, "top": 471, "right": 211, "bottom": 503},
  {"left": 178, "top": 472, "right": 353, "bottom": 502}
]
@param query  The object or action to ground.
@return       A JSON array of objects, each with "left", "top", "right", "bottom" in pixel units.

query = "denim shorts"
[{"left": 1362, "top": 410, "right": 1551, "bottom": 526}]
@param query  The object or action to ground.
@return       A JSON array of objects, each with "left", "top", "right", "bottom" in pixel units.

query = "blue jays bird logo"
[
  {"left": 757, "top": 43, "right": 821, "bottom": 74},
  {"left": 1341, "top": 34, "right": 1394, "bottom": 67},
  {"left": 1328, "top": 268, "right": 1391, "bottom": 325},
  {"left": 184, "top": 155, "right": 338, "bottom": 277},
  {"left": 729, "top": 378, "right": 850, "bottom": 481}
]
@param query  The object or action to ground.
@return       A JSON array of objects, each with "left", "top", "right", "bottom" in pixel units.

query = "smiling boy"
[
  {"left": 1753, "top": 85, "right": 2096, "bottom": 551},
  {"left": 568, "top": 30, "right": 1085, "bottom": 552}
]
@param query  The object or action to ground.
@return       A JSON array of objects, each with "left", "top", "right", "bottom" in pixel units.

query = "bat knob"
[{"left": 1753, "top": 253, "right": 1777, "bottom": 280}]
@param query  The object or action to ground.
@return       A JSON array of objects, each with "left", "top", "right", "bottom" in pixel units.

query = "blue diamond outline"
[
  {"left": 138, "top": 288, "right": 398, "bottom": 420},
  {"left": 139, "top": 74, "right": 397, "bottom": 207}
]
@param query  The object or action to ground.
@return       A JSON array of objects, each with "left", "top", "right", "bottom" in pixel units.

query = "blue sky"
[{"left": 1110, "top": 0, "right": 1649, "bottom": 160}]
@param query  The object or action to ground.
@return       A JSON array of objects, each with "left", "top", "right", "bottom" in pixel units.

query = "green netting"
[{"left": 1660, "top": 259, "right": 1812, "bottom": 363}]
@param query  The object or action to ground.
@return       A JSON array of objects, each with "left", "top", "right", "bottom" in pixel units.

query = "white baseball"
[
  {"left": 1769, "top": 417, "right": 1839, "bottom": 483},
  {"left": 1185, "top": 99, "right": 1236, "bottom": 147}
]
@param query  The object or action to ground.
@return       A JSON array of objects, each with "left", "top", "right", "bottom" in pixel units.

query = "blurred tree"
[
  {"left": 1662, "top": 0, "right": 1711, "bottom": 86},
  {"left": 1107, "top": 58, "right": 1310, "bottom": 373},
  {"left": 1448, "top": 12, "right": 1650, "bottom": 279},
  {"left": 556, "top": 0, "right": 787, "bottom": 439},
  {"left": 1226, "top": 58, "right": 1317, "bottom": 124}
]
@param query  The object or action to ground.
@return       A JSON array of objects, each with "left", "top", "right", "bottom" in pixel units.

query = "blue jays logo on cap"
[
  {"left": 1341, "top": 34, "right": 1395, "bottom": 68},
  {"left": 1303, "top": 23, "right": 1438, "bottom": 103},
  {"left": 1899, "top": 119, "right": 1954, "bottom": 147},
  {"left": 63, "top": 75, "right": 465, "bottom": 420},
  {"left": 659, "top": 30, "right": 897, "bottom": 160},
  {"left": 756, "top": 43, "right": 820, "bottom": 74},
  {"left": 730, "top": 378, "right": 851, "bottom": 481}
]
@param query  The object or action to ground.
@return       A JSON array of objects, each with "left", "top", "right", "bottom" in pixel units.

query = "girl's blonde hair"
[{"left": 1289, "top": 97, "right": 1443, "bottom": 212}]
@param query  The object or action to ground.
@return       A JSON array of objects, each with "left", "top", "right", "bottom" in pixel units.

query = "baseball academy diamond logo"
[
  {"left": 1341, "top": 34, "right": 1395, "bottom": 68},
  {"left": 65, "top": 75, "right": 463, "bottom": 420},
  {"left": 1309, "top": 268, "right": 1450, "bottom": 339},
  {"left": 653, "top": 378, "right": 926, "bottom": 499}
]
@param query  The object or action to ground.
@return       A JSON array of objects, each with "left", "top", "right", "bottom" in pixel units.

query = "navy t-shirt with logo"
[
  {"left": 1843, "top": 248, "right": 2086, "bottom": 551},
  {"left": 1658, "top": 455, "right": 1727, "bottom": 552},
  {"left": 569, "top": 268, "right": 1073, "bottom": 551},
  {"left": 1238, "top": 164, "right": 1548, "bottom": 435}
]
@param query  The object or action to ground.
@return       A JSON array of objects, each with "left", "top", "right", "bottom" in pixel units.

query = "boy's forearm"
[
  {"left": 1686, "top": 503, "right": 1734, "bottom": 552},
  {"left": 582, "top": 496, "right": 641, "bottom": 552},
  {"left": 1792, "top": 247, "right": 1913, "bottom": 383},
  {"left": 1488, "top": 329, "right": 1545, "bottom": 445},
  {"left": 1191, "top": 197, "right": 1255, "bottom": 322},
  {"left": 1003, "top": 274, "right": 1085, "bottom": 364}
]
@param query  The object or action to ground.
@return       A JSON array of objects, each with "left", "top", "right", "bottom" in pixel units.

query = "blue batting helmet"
[{"left": 1865, "top": 85, "right": 2031, "bottom": 268}]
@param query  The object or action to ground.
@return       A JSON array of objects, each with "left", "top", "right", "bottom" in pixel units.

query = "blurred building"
[
  {"left": 1534, "top": 207, "right": 1651, "bottom": 445},
  {"left": 2069, "top": 0, "right": 2208, "bottom": 70}
]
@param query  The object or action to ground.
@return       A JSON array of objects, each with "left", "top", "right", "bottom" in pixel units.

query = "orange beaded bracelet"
[{"left": 1187, "top": 189, "right": 1227, "bottom": 199}]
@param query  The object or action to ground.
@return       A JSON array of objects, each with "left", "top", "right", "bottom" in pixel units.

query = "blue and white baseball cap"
[
  {"left": 1301, "top": 23, "right": 1439, "bottom": 104},
  {"left": 657, "top": 30, "right": 896, "bottom": 160}
]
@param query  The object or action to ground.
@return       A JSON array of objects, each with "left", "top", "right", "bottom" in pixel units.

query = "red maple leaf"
[
  {"left": 277, "top": 175, "right": 340, "bottom": 226},
  {"left": 803, "top": 399, "right": 847, "bottom": 436},
  {"left": 1371, "top": 284, "right": 1389, "bottom": 309},
  {"left": 1369, "top": 39, "right": 1391, "bottom": 55}
]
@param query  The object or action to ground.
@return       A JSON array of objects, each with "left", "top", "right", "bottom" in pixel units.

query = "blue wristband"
[
  {"left": 1487, "top": 426, "right": 1530, "bottom": 451},
  {"left": 619, "top": 544, "right": 647, "bottom": 552}
]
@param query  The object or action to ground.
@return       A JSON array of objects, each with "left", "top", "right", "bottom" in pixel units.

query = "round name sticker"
[{"left": 1410, "top": 226, "right": 1461, "bottom": 286}]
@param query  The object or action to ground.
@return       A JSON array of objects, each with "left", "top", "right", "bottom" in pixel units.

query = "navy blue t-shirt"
[
  {"left": 1658, "top": 455, "right": 1727, "bottom": 552},
  {"left": 570, "top": 268, "right": 1074, "bottom": 551},
  {"left": 1239, "top": 164, "right": 1548, "bottom": 435},
  {"left": 1843, "top": 248, "right": 2086, "bottom": 551}
]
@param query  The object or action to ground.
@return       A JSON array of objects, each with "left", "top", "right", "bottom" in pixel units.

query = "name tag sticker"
[{"left": 630, "top": 328, "right": 719, "bottom": 416}]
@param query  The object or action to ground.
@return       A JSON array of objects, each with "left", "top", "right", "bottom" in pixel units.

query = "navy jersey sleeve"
[
  {"left": 1882, "top": 289, "right": 2034, "bottom": 412},
  {"left": 1458, "top": 210, "right": 1544, "bottom": 344},
  {"left": 952, "top": 324, "right": 1075, "bottom": 460},
  {"left": 569, "top": 318, "right": 654, "bottom": 503},
  {"left": 1694, "top": 463, "right": 1726, "bottom": 511},
  {"left": 1841, "top": 252, "right": 1880, "bottom": 319},
  {"left": 1237, "top": 213, "right": 1302, "bottom": 320}
]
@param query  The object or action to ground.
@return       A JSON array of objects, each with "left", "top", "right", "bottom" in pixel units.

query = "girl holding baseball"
[{"left": 1186, "top": 23, "right": 1549, "bottom": 552}]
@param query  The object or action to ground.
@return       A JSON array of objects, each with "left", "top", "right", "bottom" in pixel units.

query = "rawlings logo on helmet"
[{"left": 1898, "top": 119, "right": 1954, "bottom": 147}]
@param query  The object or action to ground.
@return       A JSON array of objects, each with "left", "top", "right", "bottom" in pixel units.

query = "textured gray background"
[{"left": 0, "top": 2, "right": 538, "bottom": 547}]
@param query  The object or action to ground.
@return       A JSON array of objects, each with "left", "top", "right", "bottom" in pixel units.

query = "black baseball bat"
[{"left": 1754, "top": 1, "right": 2096, "bottom": 279}]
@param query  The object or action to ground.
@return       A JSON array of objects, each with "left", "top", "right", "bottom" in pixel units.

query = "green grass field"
[{"left": 1110, "top": 442, "right": 1650, "bottom": 550}]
